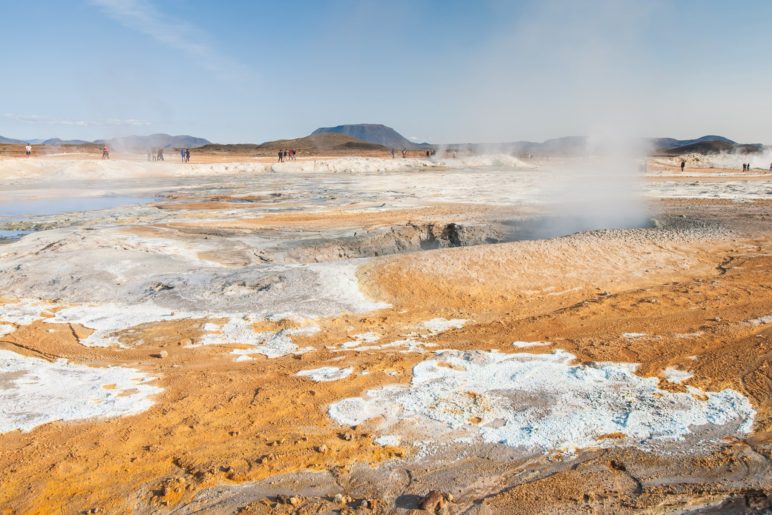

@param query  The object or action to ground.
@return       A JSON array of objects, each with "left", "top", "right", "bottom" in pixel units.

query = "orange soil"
[{"left": 0, "top": 207, "right": 769, "bottom": 513}]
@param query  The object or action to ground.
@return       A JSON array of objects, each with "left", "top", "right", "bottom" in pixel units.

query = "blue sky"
[{"left": 2, "top": 0, "right": 771, "bottom": 144}]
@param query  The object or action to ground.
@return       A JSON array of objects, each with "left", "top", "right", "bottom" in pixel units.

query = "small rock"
[
  {"left": 467, "top": 503, "right": 493, "bottom": 515},
  {"left": 289, "top": 496, "right": 302, "bottom": 507},
  {"left": 316, "top": 444, "right": 328, "bottom": 454},
  {"left": 419, "top": 490, "right": 450, "bottom": 512},
  {"left": 153, "top": 350, "right": 169, "bottom": 359},
  {"left": 257, "top": 453, "right": 275, "bottom": 464},
  {"left": 338, "top": 432, "right": 353, "bottom": 441},
  {"left": 333, "top": 493, "right": 352, "bottom": 504}
]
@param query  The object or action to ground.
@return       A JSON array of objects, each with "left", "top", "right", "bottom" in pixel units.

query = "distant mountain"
[
  {"left": 312, "top": 124, "right": 430, "bottom": 150},
  {"left": 659, "top": 141, "right": 763, "bottom": 155},
  {"left": 651, "top": 135, "right": 764, "bottom": 155},
  {"left": 444, "top": 137, "right": 588, "bottom": 156},
  {"left": 199, "top": 132, "right": 387, "bottom": 156},
  {"left": 441, "top": 135, "right": 762, "bottom": 157},
  {"left": 521, "top": 136, "right": 588, "bottom": 156},
  {"left": 98, "top": 133, "right": 210, "bottom": 151},
  {"left": 42, "top": 138, "right": 92, "bottom": 145},
  {"left": 0, "top": 135, "right": 26, "bottom": 144},
  {"left": 1, "top": 133, "right": 209, "bottom": 150},
  {"left": 651, "top": 135, "right": 735, "bottom": 153}
]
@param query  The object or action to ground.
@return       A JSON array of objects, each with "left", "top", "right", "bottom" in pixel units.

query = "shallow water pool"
[{"left": 0, "top": 195, "right": 154, "bottom": 218}]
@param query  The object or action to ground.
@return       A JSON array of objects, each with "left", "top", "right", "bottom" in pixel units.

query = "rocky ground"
[{"left": 0, "top": 155, "right": 769, "bottom": 513}]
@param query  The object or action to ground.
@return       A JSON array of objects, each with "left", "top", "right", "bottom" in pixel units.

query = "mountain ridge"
[
  {"left": 442, "top": 135, "right": 763, "bottom": 156},
  {"left": 0, "top": 133, "right": 210, "bottom": 149},
  {"left": 1, "top": 130, "right": 765, "bottom": 156}
]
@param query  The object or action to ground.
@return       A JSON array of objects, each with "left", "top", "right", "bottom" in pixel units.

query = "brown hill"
[
  {"left": 659, "top": 141, "right": 764, "bottom": 156},
  {"left": 198, "top": 132, "right": 388, "bottom": 156},
  {"left": 0, "top": 143, "right": 102, "bottom": 157}
]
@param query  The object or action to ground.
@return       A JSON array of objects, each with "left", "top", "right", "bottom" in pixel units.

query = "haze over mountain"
[
  {"left": 96, "top": 134, "right": 210, "bottom": 151},
  {"left": 0, "top": 136, "right": 26, "bottom": 144},
  {"left": 445, "top": 135, "right": 764, "bottom": 156},
  {"left": 1, "top": 127, "right": 765, "bottom": 157},
  {"left": 305, "top": 127, "right": 763, "bottom": 156},
  {"left": 35, "top": 138, "right": 92, "bottom": 145},
  {"left": 0, "top": 133, "right": 210, "bottom": 149}
]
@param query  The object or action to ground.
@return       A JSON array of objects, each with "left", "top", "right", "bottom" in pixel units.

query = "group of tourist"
[
  {"left": 741, "top": 162, "right": 772, "bottom": 172},
  {"left": 144, "top": 148, "right": 191, "bottom": 162},
  {"left": 277, "top": 148, "right": 296, "bottom": 162},
  {"left": 146, "top": 148, "right": 166, "bottom": 161},
  {"left": 388, "top": 148, "right": 437, "bottom": 159}
]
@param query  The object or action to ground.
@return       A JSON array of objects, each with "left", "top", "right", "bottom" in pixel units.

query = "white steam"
[
  {"left": 535, "top": 137, "right": 650, "bottom": 237},
  {"left": 454, "top": 0, "right": 658, "bottom": 235}
]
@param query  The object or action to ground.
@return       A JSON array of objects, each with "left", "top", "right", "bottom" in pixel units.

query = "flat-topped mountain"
[
  {"left": 312, "top": 124, "right": 430, "bottom": 150},
  {"left": 199, "top": 132, "right": 387, "bottom": 156}
]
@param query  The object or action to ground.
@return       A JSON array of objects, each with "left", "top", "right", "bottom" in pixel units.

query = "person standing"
[
  {"left": 185, "top": 148, "right": 190, "bottom": 163},
  {"left": 680, "top": 160, "right": 685, "bottom": 172},
  {"left": 102, "top": 145, "right": 110, "bottom": 159},
  {"left": 180, "top": 148, "right": 186, "bottom": 162},
  {"left": 278, "top": 149, "right": 284, "bottom": 162},
  {"left": 25, "top": 144, "right": 32, "bottom": 157}
]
